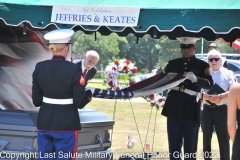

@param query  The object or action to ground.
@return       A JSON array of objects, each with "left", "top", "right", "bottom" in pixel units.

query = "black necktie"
[{"left": 83, "top": 69, "right": 87, "bottom": 80}]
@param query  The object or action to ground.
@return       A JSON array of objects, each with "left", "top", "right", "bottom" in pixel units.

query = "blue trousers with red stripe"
[{"left": 38, "top": 131, "right": 78, "bottom": 160}]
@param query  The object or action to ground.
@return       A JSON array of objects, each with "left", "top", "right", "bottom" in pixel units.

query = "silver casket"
[{"left": 0, "top": 108, "right": 114, "bottom": 160}]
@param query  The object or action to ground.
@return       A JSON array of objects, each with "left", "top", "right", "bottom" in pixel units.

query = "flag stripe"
[
  {"left": 133, "top": 75, "right": 186, "bottom": 97},
  {"left": 91, "top": 72, "right": 186, "bottom": 99},
  {"left": 122, "top": 72, "right": 185, "bottom": 92}
]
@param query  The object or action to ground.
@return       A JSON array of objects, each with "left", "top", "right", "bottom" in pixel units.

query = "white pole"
[
  {"left": 201, "top": 38, "right": 204, "bottom": 58},
  {"left": 66, "top": 44, "right": 72, "bottom": 62}
]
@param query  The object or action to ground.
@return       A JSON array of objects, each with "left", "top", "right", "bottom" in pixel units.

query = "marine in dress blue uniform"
[
  {"left": 161, "top": 37, "right": 213, "bottom": 160},
  {"left": 32, "top": 29, "right": 92, "bottom": 160}
]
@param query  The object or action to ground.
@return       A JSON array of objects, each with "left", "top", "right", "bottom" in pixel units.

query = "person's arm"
[
  {"left": 208, "top": 70, "right": 235, "bottom": 105},
  {"left": 72, "top": 68, "right": 92, "bottom": 109},
  {"left": 228, "top": 84, "right": 239, "bottom": 142},
  {"left": 32, "top": 63, "right": 43, "bottom": 107},
  {"left": 196, "top": 67, "right": 213, "bottom": 89},
  {"left": 183, "top": 70, "right": 213, "bottom": 89},
  {"left": 208, "top": 91, "right": 229, "bottom": 105},
  {"left": 203, "top": 92, "right": 211, "bottom": 101}
]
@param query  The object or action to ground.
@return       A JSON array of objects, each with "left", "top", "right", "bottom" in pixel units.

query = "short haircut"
[
  {"left": 207, "top": 49, "right": 222, "bottom": 59},
  {"left": 86, "top": 50, "right": 100, "bottom": 60}
]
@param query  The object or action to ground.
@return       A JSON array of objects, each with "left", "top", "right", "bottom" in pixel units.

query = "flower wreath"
[
  {"left": 104, "top": 59, "right": 138, "bottom": 90},
  {"left": 104, "top": 59, "right": 166, "bottom": 109}
]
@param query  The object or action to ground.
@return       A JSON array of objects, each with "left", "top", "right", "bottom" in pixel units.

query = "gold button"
[
  {"left": 184, "top": 62, "right": 187, "bottom": 65},
  {"left": 185, "top": 67, "right": 187, "bottom": 69},
  {"left": 180, "top": 86, "right": 185, "bottom": 92},
  {"left": 184, "top": 71, "right": 186, "bottom": 73}
]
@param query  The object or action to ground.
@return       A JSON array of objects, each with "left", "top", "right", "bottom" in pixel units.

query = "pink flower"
[{"left": 126, "top": 60, "right": 131, "bottom": 65}]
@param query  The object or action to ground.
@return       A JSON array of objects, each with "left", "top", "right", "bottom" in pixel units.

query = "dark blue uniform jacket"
[
  {"left": 32, "top": 56, "right": 91, "bottom": 131},
  {"left": 162, "top": 56, "right": 213, "bottom": 121}
]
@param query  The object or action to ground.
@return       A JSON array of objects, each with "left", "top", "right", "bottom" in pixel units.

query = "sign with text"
[{"left": 51, "top": 5, "right": 140, "bottom": 27}]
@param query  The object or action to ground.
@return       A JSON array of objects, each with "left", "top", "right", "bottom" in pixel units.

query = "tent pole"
[
  {"left": 153, "top": 28, "right": 157, "bottom": 38},
  {"left": 201, "top": 38, "right": 203, "bottom": 58},
  {"left": 94, "top": 32, "right": 97, "bottom": 41},
  {"left": 23, "top": 22, "right": 26, "bottom": 35},
  {"left": 136, "top": 34, "right": 139, "bottom": 44}
]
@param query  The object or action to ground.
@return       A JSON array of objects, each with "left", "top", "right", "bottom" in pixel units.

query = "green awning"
[
  {"left": 1, "top": 0, "right": 240, "bottom": 9},
  {"left": 0, "top": 0, "right": 240, "bottom": 42}
]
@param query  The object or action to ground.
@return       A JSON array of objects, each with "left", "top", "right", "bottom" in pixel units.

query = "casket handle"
[
  {"left": 95, "top": 134, "right": 103, "bottom": 149},
  {"left": 77, "top": 143, "right": 111, "bottom": 151}
]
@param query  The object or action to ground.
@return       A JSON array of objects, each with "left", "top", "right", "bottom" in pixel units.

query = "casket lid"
[{"left": 0, "top": 108, "right": 114, "bottom": 131}]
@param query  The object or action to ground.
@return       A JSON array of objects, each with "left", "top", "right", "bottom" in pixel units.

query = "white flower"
[
  {"left": 129, "top": 63, "right": 134, "bottom": 69},
  {"left": 118, "top": 65, "right": 124, "bottom": 72}
]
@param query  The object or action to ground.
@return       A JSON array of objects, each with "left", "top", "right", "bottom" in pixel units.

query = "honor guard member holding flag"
[
  {"left": 32, "top": 29, "right": 92, "bottom": 160},
  {"left": 161, "top": 37, "right": 213, "bottom": 160}
]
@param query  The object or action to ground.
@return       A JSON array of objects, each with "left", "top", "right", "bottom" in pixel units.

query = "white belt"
[
  {"left": 171, "top": 87, "right": 199, "bottom": 96},
  {"left": 43, "top": 97, "right": 73, "bottom": 105}
]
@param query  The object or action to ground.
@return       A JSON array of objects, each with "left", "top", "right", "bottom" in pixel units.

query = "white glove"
[
  {"left": 86, "top": 87, "right": 95, "bottom": 94},
  {"left": 183, "top": 72, "right": 197, "bottom": 83},
  {"left": 156, "top": 67, "right": 165, "bottom": 74}
]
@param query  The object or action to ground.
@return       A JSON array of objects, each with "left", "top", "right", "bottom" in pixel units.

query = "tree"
[
  {"left": 73, "top": 31, "right": 240, "bottom": 73},
  {"left": 72, "top": 31, "right": 122, "bottom": 69},
  {"left": 117, "top": 34, "right": 163, "bottom": 73}
]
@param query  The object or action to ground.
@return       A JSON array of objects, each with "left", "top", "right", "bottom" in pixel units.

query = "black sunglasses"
[{"left": 208, "top": 58, "right": 220, "bottom": 62}]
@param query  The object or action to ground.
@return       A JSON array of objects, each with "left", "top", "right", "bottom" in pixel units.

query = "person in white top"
[{"left": 201, "top": 49, "right": 235, "bottom": 160}]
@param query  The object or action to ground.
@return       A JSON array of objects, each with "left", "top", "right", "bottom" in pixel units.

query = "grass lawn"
[
  {"left": 85, "top": 99, "right": 232, "bottom": 160},
  {"left": 86, "top": 82, "right": 107, "bottom": 90},
  {"left": 86, "top": 78, "right": 131, "bottom": 90}
]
